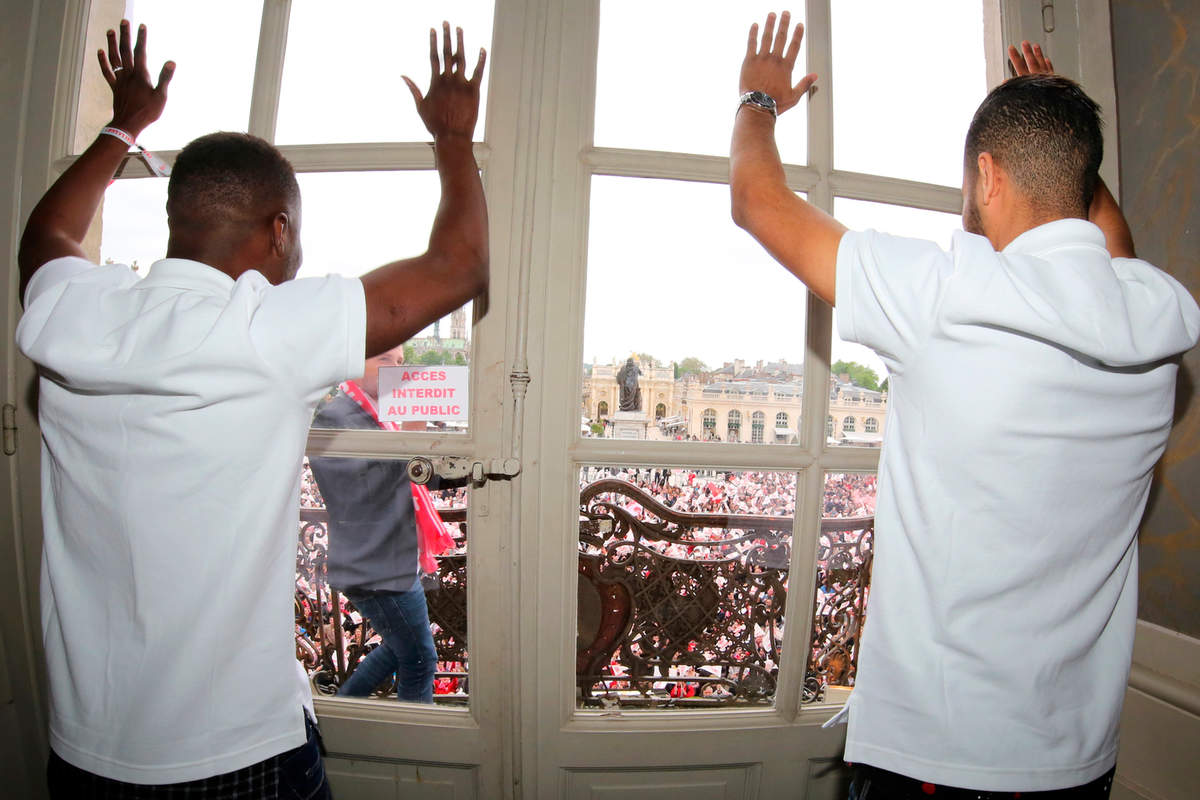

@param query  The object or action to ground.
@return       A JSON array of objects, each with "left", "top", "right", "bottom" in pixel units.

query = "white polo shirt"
[
  {"left": 16, "top": 257, "right": 365, "bottom": 783},
  {"left": 836, "top": 220, "right": 1199, "bottom": 791}
]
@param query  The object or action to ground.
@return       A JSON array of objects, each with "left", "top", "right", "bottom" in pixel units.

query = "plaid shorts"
[{"left": 47, "top": 712, "right": 330, "bottom": 800}]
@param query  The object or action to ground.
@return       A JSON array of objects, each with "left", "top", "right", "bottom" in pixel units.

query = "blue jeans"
[{"left": 340, "top": 584, "right": 437, "bottom": 703}]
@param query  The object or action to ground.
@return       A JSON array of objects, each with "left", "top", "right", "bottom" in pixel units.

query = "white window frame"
[{"left": 2, "top": 0, "right": 1119, "bottom": 792}]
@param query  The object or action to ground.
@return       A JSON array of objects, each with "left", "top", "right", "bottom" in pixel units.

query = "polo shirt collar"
[
  {"left": 141, "top": 258, "right": 239, "bottom": 295},
  {"left": 1002, "top": 218, "right": 1106, "bottom": 256}
]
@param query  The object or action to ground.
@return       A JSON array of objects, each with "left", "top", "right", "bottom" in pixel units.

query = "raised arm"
[
  {"left": 730, "top": 11, "right": 845, "bottom": 306},
  {"left": 18, "top": 20, "right": 174, "bottom": 303},
  {"left": 359, "top": 23, "right": 489, "bottom": 358},
  {"left": 1008, "top": 40, "right": 1135, "bottom": 258}
]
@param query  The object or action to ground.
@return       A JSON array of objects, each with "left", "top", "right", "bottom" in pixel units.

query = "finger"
[
  {"left": 773, "top": 11, "right": 790, "bottom": 55},
  {"left": 1032, "top": 43, "right": 1052, "bottom": 72},
  {"left": 442, "top": 21, "right": 453, "bottom": 75},
  {"left": 106, "top": 28, "right": 121, "bottom": 70},
  {"left": 1021, "top": 40, "right": 1038, "bottom": 72},
  {"left": 134, "top": 23, "right": 147, "bottom": 70},
  {"left": 455, "top": 26, "right": 466, "bottom": 74},
  {"left": 786, "top": 21, "right": 804, "bottom": 64},
  {"left": 118, "top": 20, "right": 134, "bottom": 72},
  {"left": 156, "top": 60, "right": 176, "bottom": 92},
  {"left": 1007, "top": 44, "right": 1026, "bottom": 76},
  {"left": 97, "top": 49, "right": 117, "bottom": 87},
  {"left": 402, "top": 75, "right": 424, "bottom": 107},
  {"left": 470, "top": 47, "right": 487, "bottom": 86},
  {"left": 747, "top": 23, "right": 758, "bottom": 57},
  {"left": 760, "top": 13, "right": 776, "bottom": 56},
  {"left": 428, "top": 28, "right": 439, "bottom": 78}
]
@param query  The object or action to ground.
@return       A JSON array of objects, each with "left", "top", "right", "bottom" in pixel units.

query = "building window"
[
  {"left": 826, "top": 416, "right": 834, "bottom": 438},
  {"left": 843, "top": 416, "right": 856, "bottom": 433},
  {"left": 702, "top": 408, "right": 717, "bottom": 435},
  {"left": 776, "top": 412, "right": 789, "bottom": 429},
  {"left": 655, "top": 403, "right": 666, "bottom": 419},
  {"left": 598, "top": 401, "right": 609, "bottom": 418},
  {"left": 727, "top": 410, "right": 741, "bottom": 442},
  {"left": 751, "top": 411, "right": 765, "bottom": 444},
  {"left": 864, "top": 417, "right": 878, "bottom": 433}
]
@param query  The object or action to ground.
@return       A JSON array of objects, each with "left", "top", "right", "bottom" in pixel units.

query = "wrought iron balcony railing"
[{"left": 294, "top": 480, "right": 872, "bottom": 707}]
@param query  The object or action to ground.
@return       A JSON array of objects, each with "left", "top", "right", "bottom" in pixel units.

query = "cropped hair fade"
[
  {"left": 167, "top": 132, "right": 299, "bottom": 226},
  {"left": 965, "top": 74, "right": 1103, "bottom": 217}
]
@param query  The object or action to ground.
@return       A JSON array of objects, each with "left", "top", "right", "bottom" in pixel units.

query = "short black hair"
[
  {"left": 167, "top": 132, "right": 299, "bottom": 227},
  {"left": 964, "top": 74, "right": 1103, "bottom": 218}
]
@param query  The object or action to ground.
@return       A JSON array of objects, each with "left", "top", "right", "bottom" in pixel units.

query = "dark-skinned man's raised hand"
[
  {"left": 18, "top": 20, "right": 174, "bottom": 300},
  {"left": 402, "top": 22, "right": 486, "bottom": 142},
  {"left": 358, "top": 23, "right": 490, "bottom": 357},
  {"left": 99, "top": 19, "right": 175, "bottom": 138}
]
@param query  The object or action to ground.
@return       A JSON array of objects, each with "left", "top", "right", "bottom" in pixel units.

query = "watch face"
[{"left": 751, "top": 91, "right": 776, "bottom": 110}]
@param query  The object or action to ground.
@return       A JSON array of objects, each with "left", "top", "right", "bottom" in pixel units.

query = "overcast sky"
[{"left": 100, "top": 0, "right": 986, "bottom": 382}]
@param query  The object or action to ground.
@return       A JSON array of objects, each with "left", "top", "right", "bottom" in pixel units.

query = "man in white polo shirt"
[
  {"left": 731, "top": 12, "right": 1199, "bottom": 798},
  {"left": 16, "top": 18, "right": 488, "bottom": 798}
]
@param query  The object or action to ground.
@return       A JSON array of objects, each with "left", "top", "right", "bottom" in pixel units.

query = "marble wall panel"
[{"left": 1112, "top": 0, "right": 1200, "bottom": 637}]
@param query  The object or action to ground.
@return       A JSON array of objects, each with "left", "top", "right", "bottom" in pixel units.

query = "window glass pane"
[
  {"left": 578, "top": 466, "right": 797, "bottom": 709},
  {"left": 99, "top": 177, "right": 168, "bottom": 271},
  {"left": 804, "top": 472, "right": 876, "bottom": 702},
  {"left": 275, "top": 1, "right": 494, "bottom": 145},
  {"left": 298, "top": 459, "right": 469, "bottom": 705},
  {"left": 828, "top": 199, "right": 961, "bottom": 448},
  {"left": 77, "top": 0, "right": 263, "bottom": 153},
  {"left": 296, "top": 171, "right": 473, "bottom": 432},
  {"left": 595, "top": 2, "right": 807, "bottom": 163},
  {"left": 582, "top": 177, "right": 807, "bottom": 445},
  {"left": 831, "top": 0, "right": 986, "bottom": 187}
]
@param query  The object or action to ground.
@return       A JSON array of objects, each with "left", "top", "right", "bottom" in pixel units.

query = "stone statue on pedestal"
[{"left": 616, "top": 357, "right": 642, "bottom": 412}]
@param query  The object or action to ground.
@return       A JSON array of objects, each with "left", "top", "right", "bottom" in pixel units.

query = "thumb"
[
  {"left": 401, "top": 75, "right": 424, "bottom": 107},
  {"left": 792, "top": 72, "right": 817, "bottom": 98}
]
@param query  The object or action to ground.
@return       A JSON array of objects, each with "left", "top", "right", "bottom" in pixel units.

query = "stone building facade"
[{"left": 582, "top": 357, "right": 887, "bottom": 445}]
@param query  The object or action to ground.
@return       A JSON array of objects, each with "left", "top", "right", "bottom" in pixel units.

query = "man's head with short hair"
[
  {"left": 962, "top": 74, "right": 1103, "bottom": 241},
  {"left": 166, "top": 132, "right": 303, "bottom": 283}
]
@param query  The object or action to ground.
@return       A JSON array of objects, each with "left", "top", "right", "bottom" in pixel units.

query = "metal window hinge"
[
  {"left": 3, "top": 404, "right": 16, "bottom": 456},
  {"left": 1041, "top": 0, "right": 1056, "bottom": 33},
  {"left": 406, "top": 455, "right": 521, "bottom": 486}
]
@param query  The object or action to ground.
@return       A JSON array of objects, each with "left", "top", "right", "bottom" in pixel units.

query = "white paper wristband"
[{"left": 99, "top": 126, "right": 135, "bottom": 147}]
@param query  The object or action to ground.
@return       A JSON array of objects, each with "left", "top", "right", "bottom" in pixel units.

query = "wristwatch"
[{"left": 738, "top": 90, "right": 778, "bottom": 118}]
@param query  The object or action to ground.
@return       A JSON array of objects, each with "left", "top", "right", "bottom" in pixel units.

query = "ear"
[
  {"left": 976, "top": 152, "right": 1003, "bottom": 206},
  {"left": 270, "top": 212, "right": 291, "bottom": 258}
]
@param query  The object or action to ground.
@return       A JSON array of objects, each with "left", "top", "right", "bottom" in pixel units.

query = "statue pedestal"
[{"left": 609, "top": 410, "right": 649, "bottom": 440}]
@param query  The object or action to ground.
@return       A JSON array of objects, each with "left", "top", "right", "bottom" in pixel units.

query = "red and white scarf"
[{"left": 338, "top": 381, "right": 456, "bottom": 575}]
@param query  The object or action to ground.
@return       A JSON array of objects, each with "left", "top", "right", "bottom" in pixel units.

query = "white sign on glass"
[{"left": 378, "top": 365, "right": 469, "bottom": 422}]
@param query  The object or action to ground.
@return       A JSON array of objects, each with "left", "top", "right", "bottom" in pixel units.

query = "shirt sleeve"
[
  {"left": 835, "top": 229, "right": 954, "bottom": 373},
  {"left": 22, "top": 256, "right": 103, "bottom": 307},
  {"left": 248, "top": 275, "right": 367, "bottom": 404}
]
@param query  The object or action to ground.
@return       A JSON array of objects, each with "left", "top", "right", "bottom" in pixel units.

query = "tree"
[
  {"left": 635, "top": 352, "right": 659, "bottom": 368},
  {"left": 453, "top": 352, "right": 467, "bottom": 366},
  {"left": 880, "top": 377, "right": 889, "bottom": 394},
  {"left": 418, "top": 350, "right": 446, "bottom": 365},
  {"left": 674, "top": 356, "right": 709, "bottom": 379},
  {"left": 832, "top": 360, "right": 880, "bottom": 391},
  {"left": 403, "top": 344, "right": 416, "bottom": 365}
]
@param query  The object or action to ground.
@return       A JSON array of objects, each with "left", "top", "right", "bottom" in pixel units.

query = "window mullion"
[{"left": 247, "top": 0, "right": 292, "bottom": 141}]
